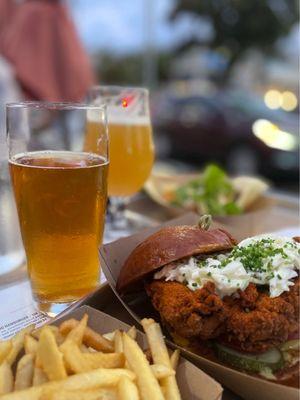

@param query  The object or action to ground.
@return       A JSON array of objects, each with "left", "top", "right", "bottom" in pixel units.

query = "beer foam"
[
  {"left": 87, "top": 99, "right": 150, "bottom": 126},
  {"left": 108, "top": 114, "right": 150, "bottom": 126},
  {"left": 10, "top": 151, "right": 108, "bottom": 169}
]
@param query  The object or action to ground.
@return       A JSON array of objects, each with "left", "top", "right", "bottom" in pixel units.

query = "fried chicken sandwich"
[{"left": 117, "top": 219, "right": 300, "bottom": 387}]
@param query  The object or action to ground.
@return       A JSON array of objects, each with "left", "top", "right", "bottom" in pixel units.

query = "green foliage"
[
  {"left": 173, "top": 164, "right": 242, "bottom": 216},
  {"left": 170, "top": 0, "right": 298, "bottom": 78},
  {"left": 96, "top": 53, "right": 143, "bottom": 85},
  {"left": 95, "top": 52, "right": 172, "bottom": 85},
  {"left": 157, "top": 53, "right": 173, "bottom": 82}
]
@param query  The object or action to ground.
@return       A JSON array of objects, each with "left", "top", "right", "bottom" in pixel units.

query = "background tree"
[
  {"left": 96, "top": 52, "right": 172, "bottom": 85},
  {"left": 170, "top": 0, "right": 298, "bottom": 82}
]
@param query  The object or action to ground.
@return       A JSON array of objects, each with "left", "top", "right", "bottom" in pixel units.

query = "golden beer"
[
  {"left": 85, "top": 122, "right": 154, "bottom": 196},
  {"left": 9, "top": 151, "right": 108, "bottom": 303}
]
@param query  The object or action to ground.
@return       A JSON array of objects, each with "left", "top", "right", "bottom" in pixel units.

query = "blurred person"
[
  {"left": 0, "top": 0, "right": 94, "bottom": 101},
  {"left": 0, "top": 0, "right": 95, "bottom": 275},
  {"left": 0, "top": 0, "right": 18, "bottom": 32},
  {"left": 0, "top": 53, "right": 25, "bottom": 274}
]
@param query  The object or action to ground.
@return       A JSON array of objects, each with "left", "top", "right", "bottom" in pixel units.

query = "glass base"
[
  {"left": 34, "top": 299, "right": 77, "bottom": 317},
  {"left": 32, "top": 284, "right": 102, "bottom": 317},
  {"left": 33, "top": 290, "right": 86, "bottom": 317}
]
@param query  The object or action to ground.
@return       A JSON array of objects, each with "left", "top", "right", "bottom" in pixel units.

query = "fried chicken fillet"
[
  {"left": 145, "top": 280, "right": 228, "bottom": 340},
  {"left": 146, "top": 277, "right": 299, "bottom": 353},
  {"left": 223, "top": 281, "right": 299, "bottom": 353}
]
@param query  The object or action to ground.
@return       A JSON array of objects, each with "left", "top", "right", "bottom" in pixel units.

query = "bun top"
[{"left": 117, "top": 225, "right": 237, "bottom": 293}]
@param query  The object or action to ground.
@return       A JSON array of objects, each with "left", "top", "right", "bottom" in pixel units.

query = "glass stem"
[{"left": 108, "top": 197, "right": 129, "bottom": 229}]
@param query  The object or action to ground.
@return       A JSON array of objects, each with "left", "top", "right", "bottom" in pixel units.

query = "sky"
[
  {"left": 69, "top": 0, "right": 212, "bottom": 54},
  {"left": 69, "top": 0, "right": 299, "bottom": 64}
]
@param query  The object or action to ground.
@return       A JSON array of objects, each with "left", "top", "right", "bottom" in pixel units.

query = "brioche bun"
[{"left": 117, "top": 225, "right": 236, "bottom": 293}]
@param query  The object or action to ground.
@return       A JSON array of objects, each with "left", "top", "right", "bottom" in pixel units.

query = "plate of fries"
[{"left": 0, "top": 306, "right": 222, "bottom": 400}]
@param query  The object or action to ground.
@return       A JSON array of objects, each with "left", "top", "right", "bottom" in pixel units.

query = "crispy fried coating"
[
  {"left": 238, "top": 283, "right": 259, "bottom": 309},
  {"left": 282, "top": 278, "right": 299, "bottom": 322},
  {"left": 145, "top": 280, "right": 227, "bottom": 340},
  {"left": 224, "top": 284, "right": 296, "bottom": 353},
  {"left": 146, "top": 277, "right": 299, "bottom": 353}
]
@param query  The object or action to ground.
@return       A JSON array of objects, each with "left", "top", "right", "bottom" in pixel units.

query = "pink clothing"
[{"left": 0, "top": 0, "right": 94, "bottom": 101}]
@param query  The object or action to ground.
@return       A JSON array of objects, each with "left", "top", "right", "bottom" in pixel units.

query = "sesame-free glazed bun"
[{"left": 117, "top": 225, "right": 237, "bottom": 293}]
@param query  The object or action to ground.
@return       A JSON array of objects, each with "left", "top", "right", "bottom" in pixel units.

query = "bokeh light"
[
  {"left": 252, "top": 119, "right": 296, "bottom": 151},
  {"left": 281, "top": 91, "right": 298, "bottom": 112},
  {"left": 264, "top": 90, "right": 281, "bottom": 109}
]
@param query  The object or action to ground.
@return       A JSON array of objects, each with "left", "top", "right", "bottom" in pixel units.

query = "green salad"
[{"left": 172, "top": 164, "right": 242, "bottom": 216}]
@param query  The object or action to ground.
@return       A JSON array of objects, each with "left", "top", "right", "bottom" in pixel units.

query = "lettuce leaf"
[{"left": 172, "top": 164, "right": 242, "bottom": 216}]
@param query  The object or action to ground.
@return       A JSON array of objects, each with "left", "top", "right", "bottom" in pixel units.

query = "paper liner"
[
  {"left": 52, "top": 305, "right": 223, "bottom": 400},
  {"left": 99, "top": 212, "right": 299, "bottom": 400}
]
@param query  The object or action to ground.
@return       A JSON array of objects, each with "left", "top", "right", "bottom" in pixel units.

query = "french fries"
[
  {"left": 14, "top": 354, "right": 34, "bottom": 390},
  {"left": 59, "top": 319, "right": 114, "bottom": 353},
  {"left": 24, "top": 335, "right": 38, "bottom": 355},
  {"left": 126, "top": 326, "right": 137, "bottom": 340},
  {"left": 32, "top": 326, "right": 59, "bottom": 340},
  {"left": 151, "top": 364, "right": 175, "bottom": 379},
  {"left": 60, "top": 340, "right": 91, "bottom": 374},
  {"left": 102, "top": 331, "right": 115, "bottom": 341},
  {"left": 38, "top": 327, "right": 67, "bottom": 381},
  {"left": 123, "top": 332, "right": 164, "bottom": 400},
  {"left": 0, "top": 313, "right": 183, "bottom": 399},
  {"left": 80, "top": 344, "right": 90, "bottom": 353},
  {"left": 1, "top": 368, "right": 135, "bottom": 400},
  {"left": 0, "top": 341, "right": 12, "bottom": 364},
  {"left": 6, "top": 325, "right": 34, "bottom": 365},
  {"left": 141, "top": 318, "right": 182, "bottom": 400},
  {"left": 114, "top": 330, "right": 123, "bottom": 353},
  {"left": 63, "top": 314, "right": 88, "bottom": 346},
  {"left": 170, "top": 349, "right": 180, "bottom": 370},
  {"left": 0, "top": 362, "right": 13, "bottom": 395},
  {"left": 61, "top": 339, "right": 125, "bottom": 374},
  {"left": 33, "top": 364, "right": 48, "bottom": 386},
  {"left": 42, "top": 389, "right": 117, "bottom": 400},
  {"left": 82, "top": 352, "right": 125, "bottom": 369},
  {"left": 118, "top": 377, "right": 139, "bottom": 400}
]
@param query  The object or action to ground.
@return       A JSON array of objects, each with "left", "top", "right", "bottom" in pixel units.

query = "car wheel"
[{"left": 227, "top": 145, "right": 259, "bottom": 175}]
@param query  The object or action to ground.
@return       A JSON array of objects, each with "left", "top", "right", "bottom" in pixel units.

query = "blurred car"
[{"left": 152, "top": 90, "right": 299, "bottom": 180}]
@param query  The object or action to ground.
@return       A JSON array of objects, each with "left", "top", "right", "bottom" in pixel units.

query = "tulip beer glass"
[
  {"left": 87, "top": 86, "right": 154, "bottom": 233},
  {"left": 7, "top": 102, "right": 109, "bottom": 309}
]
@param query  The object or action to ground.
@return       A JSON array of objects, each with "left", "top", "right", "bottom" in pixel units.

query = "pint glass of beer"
[
  {"left": 87, "top": 86, "right": 154, "bottom": 233},
  {"left": 7, "top": 102, "right": 108, "bottom": 309}
]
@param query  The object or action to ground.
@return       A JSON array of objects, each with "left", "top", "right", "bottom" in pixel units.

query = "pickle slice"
[
  {"left": 214, "top": 343, "right": 284, "bottom": 372},
  {"left": 280, "top": 340, "right": 300, "bottom": 352}
]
